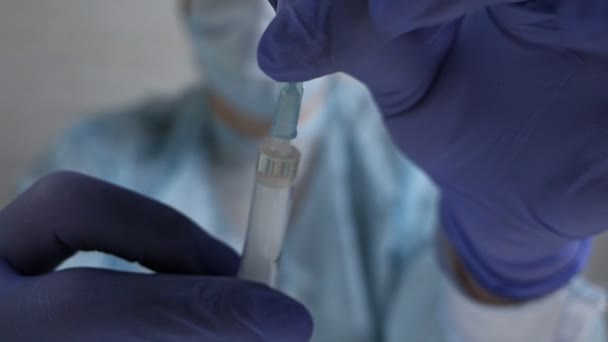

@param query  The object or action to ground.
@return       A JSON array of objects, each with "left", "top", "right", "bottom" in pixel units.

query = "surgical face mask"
[{"left": 185, "top": 0, "right": 282, "bottom": 120}]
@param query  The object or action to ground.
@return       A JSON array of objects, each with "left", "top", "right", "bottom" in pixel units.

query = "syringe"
[{"left": 238, "top": 83, "right": 303, "bottom": 286}]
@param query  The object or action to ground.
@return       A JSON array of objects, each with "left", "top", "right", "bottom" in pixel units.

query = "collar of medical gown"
[{"left": 33, "top": 80, "right": 606, "bottom": 342}]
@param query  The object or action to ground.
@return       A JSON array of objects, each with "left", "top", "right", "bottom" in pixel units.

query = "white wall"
[
  {"left": 0, "top": 0, "right": 195, "bottom": 205},
  {"left": 0, "top": 0, "right": 606, "bottom": 303}
]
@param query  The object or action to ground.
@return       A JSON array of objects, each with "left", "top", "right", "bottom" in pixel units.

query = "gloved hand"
[
  {"left": 0, "top": 171, "right": 312, "bottom": 341},
  {"left": 258, "top": 0, "right": 608, "bottom": 299}
]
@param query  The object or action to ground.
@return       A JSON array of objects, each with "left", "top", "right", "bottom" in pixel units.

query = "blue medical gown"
[{"left": 27, "top": 79, "right": 605, "bottom": 341}]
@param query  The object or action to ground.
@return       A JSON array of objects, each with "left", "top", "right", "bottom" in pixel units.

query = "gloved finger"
[
  {"left": 258, "top": 0, "right": 386, "bottom": 82},
  {"left": 2, "top": 268, "right": 313, "bottom": 342},
  {"left": 0, "top": 171, "right": 238, "bottom": 276},
  {"left": 258, "top": 0, "right": 336, "bottom": 82}
]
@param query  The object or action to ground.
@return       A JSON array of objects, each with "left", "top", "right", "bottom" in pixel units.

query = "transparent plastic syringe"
[{"left": 238, "top": 83, "right": 303, "bottom": 286}]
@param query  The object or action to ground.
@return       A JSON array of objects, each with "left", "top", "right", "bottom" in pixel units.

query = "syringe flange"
[{"left": 256, "top": 146, "right": 300, "bottom": 182}]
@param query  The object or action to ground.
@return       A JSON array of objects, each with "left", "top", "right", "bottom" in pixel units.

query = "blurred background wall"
[
  {"left": 0, "top": 0, "right": 195, "bottom": 205},
  {"left": 0, "top": 0, "right": 605, "bottom": 294}
]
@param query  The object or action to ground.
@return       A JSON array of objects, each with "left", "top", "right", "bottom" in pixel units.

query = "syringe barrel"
[
  {"left": 238, "top": 142, "right": 300, "bottom": 286},
  {"left": 238, "top": 181, "right": 291, "bottom": 285}
]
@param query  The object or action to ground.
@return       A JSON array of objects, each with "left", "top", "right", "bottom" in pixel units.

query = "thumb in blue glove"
[{"left": 0, "top": 171, "right": 312, "bottom": 341}]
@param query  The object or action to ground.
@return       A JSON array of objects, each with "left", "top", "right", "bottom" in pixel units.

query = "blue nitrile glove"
[
  {"left": 258, "top": 0, "right": 608, "bottom": 299},
  {"left": 0, "top": 171, "right": 312, "bottom": 341}
]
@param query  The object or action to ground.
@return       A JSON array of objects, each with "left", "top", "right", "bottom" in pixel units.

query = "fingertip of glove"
[
  {"left": 205, "top": 247, "right": 240, "bottom": 277},
  {"left": 257, "top": 34, "right": 332, "bottom": 84},
  {"left": 191, "top": 231, "right": 240, "bottom": 277},
  {"left": 258, "top": 7, "right": 333, "bottom": 83},
  {"left": 249, "top": 284, "right": 313, "bottom": 342},
  {"left": 257, "top": 24, "right": 308, "bottom": 82}
]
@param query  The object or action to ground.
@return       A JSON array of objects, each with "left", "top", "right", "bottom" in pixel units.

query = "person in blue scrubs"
[{"left": 0, "top": 0, "right": 606, "bottom": 340}]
